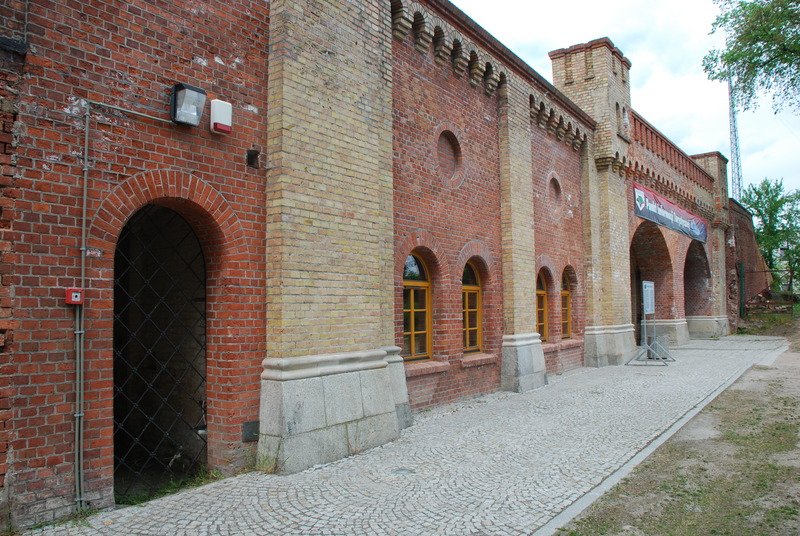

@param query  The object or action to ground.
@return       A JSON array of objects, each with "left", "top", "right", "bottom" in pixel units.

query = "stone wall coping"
[
  {"left": 404, "top": 359, "right": 452, "bottom": 378},
  {"left": 584, "top": 324, "right": 635, "bottom": 336},
  {"left": 645, "top": 319, "right": 689, "bottom": 327},
  {"left": 541, "top": 338, "right": 585, "bottom": 353},
  {"left": 458, "top": 352, "right": 498, "bottom": 368},
  {"left": 502, "top": 332, "right": 542, "bottom": 348},
  {"left": 261, "top": 349, "right": 389, "bottom": 381}
]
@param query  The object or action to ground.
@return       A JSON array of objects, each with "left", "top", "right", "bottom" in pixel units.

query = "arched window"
[
  {"left": 561, "top": 273, "right": 572, "bottom": 339},
  {"left": 462, "top": 262, "right": 482, "bottom": 353},
  {"left": 536, "top": 274, "right": 548, "bottom": 342},
  {"left": 402, "top": 254, "right": 431, "bottom": 360}
]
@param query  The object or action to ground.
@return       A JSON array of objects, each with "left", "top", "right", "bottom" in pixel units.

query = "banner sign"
[{"left": 634, "top": 183, "right": 707, "bottom": 243}]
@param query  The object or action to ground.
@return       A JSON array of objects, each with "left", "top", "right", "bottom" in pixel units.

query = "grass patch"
[
  {"left": 737, "top": 312, "right": 795, "bottom": 335},
  {"left": 115, "top": 468, "right": 224, "bottom": 506}
]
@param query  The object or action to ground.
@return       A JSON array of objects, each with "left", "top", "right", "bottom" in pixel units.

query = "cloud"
[{"left": 449, "top": 0, "right": 800, "bottom": 192}]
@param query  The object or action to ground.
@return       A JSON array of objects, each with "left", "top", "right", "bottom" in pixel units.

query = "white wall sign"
[{"left": 642, "top": 281, "right": 655, "bottom": 315}]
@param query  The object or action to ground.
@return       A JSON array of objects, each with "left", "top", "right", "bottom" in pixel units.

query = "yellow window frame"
[
  {"left": 561, "top": 289, "right": 572, "bottom": 339},
  {"left": 403, "top": 279, "right": 432, "bottom": 361},
  {"left": 462, "top": 283, "right": 482, "bottom": 353},
  {"left": 536, "top": 289, "right": 548, "bottom": 342}
]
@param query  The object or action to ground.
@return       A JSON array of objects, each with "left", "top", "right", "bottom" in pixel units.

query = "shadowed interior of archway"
[
  {"left": 113, "top": 204, "right": 207, "bottom": 504},
  {"left": 630, "top": 221, "right": 674, "bottom": 344},
  {"left": 684, "top": 240, "right": 713, "bottom": 316}
]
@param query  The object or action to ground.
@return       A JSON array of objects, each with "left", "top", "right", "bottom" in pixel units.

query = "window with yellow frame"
[
  {"left": 462, "top": 262, "right": 482, "bottom": 353},
  {"left": 536, "top": 273, "right": 548, "bottom": 342},
  {"left": 402, "top": 254, "right": 432, "bottom": 360},
  {"left": 561, "top": 272, "right": 572, "bottom": 339}
]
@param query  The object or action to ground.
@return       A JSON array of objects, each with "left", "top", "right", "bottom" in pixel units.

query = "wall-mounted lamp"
[{"left": 170, "top": 83, "right": 207, "bottom": 126}]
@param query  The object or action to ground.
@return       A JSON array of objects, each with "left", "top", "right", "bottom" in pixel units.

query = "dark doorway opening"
[
  {"left": 630, "top": 221, "right": 674, "bottom": 345},
  {"left": 684, "top": 240, "right": 712, "bottom": 317},
  {"left": 113, "top": 205, "right": 207, "bottom": 504}
]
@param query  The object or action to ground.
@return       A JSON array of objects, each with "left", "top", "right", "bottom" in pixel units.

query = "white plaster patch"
[
  {"left": 193, "top": 56, "right": 209, "bottom": 67},
  {"left": 63, "top": 96, "right": 87, "bottom": 116}
]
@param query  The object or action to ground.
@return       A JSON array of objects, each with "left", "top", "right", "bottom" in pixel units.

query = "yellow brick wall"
[
  {"left": 498, "top": 79, "right": 537, "bottom": 333},
  {"left": 265, "top": 0, "right": 395, "bottom": 358}
]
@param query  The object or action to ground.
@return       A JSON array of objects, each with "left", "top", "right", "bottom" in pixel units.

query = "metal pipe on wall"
[{"left": 74, "top": 99, "right": 175, "bottom": 509}]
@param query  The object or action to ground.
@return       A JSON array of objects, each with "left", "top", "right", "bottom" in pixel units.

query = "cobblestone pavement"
[{"left": 28, "top": 336, "right": 788, "bottom": 536}]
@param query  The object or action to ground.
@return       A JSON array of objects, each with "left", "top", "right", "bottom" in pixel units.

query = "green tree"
[
  {"left": 782, "top": 196, "right": 800, "bottom": 291},
  {"left": 740, "top": 178, "right": 799, "bottom": 290},
  {"left": 704, "top": 0, "right": 800, "bottom": 112}
]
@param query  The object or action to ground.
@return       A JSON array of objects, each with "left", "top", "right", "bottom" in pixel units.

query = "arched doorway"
[
  {"left": 630, "top": 221, "right": 674, "bottom": 344},
  {"left": 113, "top": 204, "right": 207, "bottom": 503},
  {"left": 684, "top": 240, "right": 712, "bottom": 316}
]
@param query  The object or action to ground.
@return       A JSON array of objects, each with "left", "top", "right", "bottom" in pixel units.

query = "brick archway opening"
[
  {"left": 684, "top": 240, "right": 713, "bottom": 316},
  {"left": 83, "top": 172, "right": 262, "bottom": 509},
  {"left": 630, "top": 221, "right": 674, "bottom": 343}
]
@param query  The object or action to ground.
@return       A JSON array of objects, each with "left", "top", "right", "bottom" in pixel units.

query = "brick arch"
[
  {"left": 88, "top": 169, "right": 246, "bottom": 256},
  {"left": 561, "top": 264, "right": 579, "bottom": 293},
  {"left": 455, "top": 239, "right": 494, "bottom": 282},
  {"left": 396, "top": 230, "right": 450, "bottom": 284},
  {"left": 683, "top": 239, "right": 713, "bottom": 316},
  {"left": 536, "top": 254, "right": 557, "bottom": 278},
  {"left": 630, "top": 219, "right": 676, "bottom": 323},
  {"left": 82, "top": 170, "right": 261, "bottom": 500}
]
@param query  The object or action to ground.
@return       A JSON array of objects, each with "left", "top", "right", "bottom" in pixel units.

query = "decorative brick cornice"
[
  {"left": 529, "top": 93, "right": 587, "bottom": 151},
  {"left": 392, "top": 1, "right": 502, "bottom": 96},
  {"left": 390, "top": 0, "right": 596, "bottom": 148}
]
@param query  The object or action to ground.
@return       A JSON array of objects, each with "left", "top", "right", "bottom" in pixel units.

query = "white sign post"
[
  {"left": 627, "top": 280, "right": 675, "bottom": 365},
  {"left": 642, "top": 281, "right": 655, "bottom": 315}
]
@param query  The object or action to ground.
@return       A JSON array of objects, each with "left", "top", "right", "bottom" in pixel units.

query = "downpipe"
[{"left": 74, "top": 100, "right": 174, "bottom": 509}]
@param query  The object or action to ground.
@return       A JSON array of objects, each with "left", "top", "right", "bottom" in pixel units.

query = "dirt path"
[{"left": 560, "top": 350, "right": 800, "bottom": 535}]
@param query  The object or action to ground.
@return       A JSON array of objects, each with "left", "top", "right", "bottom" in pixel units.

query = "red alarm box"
[{"left": 65, "top": 288, "right": 84, "bottom": 305}]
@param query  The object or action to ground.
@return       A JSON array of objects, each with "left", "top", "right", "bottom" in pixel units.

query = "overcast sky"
[{"left": 449, "top": 0, "right": 800, "bottom": 194}]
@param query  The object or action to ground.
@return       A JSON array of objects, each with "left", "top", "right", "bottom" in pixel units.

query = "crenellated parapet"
[
  {"left": 391, "top": 0, "right": 502, "bottom": 96},
  {"left": 631, "top": 111, "right": 715, "bottom": 193},
  {"left": 528, "top": 94, "right": 588, "bottom": 151},
  {"left": 391, "top": 0, "right": 592, "bottom": 150}
]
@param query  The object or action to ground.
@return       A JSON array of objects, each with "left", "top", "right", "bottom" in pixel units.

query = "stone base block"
[
  {"left": 584, "top": 324, "right": 636, "bottom": 367},
  {"left": 501, "top": 333, "right": 547, "bottom": 393},
  {"left": 257, "top": 412, "right": 399, "bottom": 474},
  {"left": 641, "top": 319, "right": 690, "bottom": 347},
  {"left": 686, "top": 316, "right": 730, "bottom": 340},
  {"left": 257, "top": 348, "right": 401, "bottom": 474},
  {"left": 382, "top": 346, "right": 413, "bottom": 429}
]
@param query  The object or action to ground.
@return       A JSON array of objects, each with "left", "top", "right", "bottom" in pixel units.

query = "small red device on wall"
[
  {"left": 65, "top": 288, "right": 84, "bottom": 305},
  {"left": 210, "top": 99, "right": 233, "bottom": 134}
]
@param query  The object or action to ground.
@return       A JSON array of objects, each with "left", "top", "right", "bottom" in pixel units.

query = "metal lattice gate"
[{"left": 113, "top": 205, "right": 207, "bottom": 504}]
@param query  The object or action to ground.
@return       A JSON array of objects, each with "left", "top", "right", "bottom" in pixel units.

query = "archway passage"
[
  {"left": 630, "top": 221, "right": 674, "bottom": 344},
  {"left": 113, "top": 205, "right": 207, "bottom": 504},
  {"left": 684, "top": 240, "right": 713, "bottom": 316}
]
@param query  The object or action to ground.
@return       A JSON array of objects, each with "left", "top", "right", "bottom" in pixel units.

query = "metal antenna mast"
[{"left": 728, "top": 74, "right": 743, "bottom": 199}]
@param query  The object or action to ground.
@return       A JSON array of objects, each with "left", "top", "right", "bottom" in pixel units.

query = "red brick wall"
[
  {"left": 6, "top": 0, "right": 269, "bottom": 525},
  {"left": 727, "top": 200, "right": 771, "bottom": 326},
  {"left": 531, "top": 128, "right": 586, "bottom": 374},
  {"left": 0, "top": 48, "right": 23, "bottom": 529},
  {"left": 392, "top": 27, "right": 503, "bottom": 410}
]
